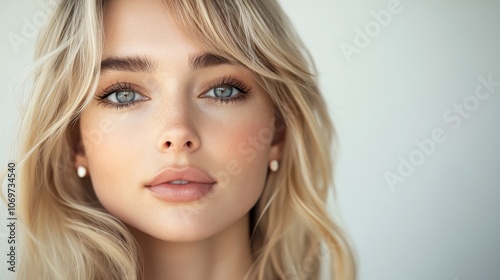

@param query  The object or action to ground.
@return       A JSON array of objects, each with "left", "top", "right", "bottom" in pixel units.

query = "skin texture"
[{"left": 75, "top": 0, "right": 284, "bottom": 279}]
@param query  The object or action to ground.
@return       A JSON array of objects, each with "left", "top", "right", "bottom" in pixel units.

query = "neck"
[{"left": 130, "top": 214, "right": 253, "bottom": 280}]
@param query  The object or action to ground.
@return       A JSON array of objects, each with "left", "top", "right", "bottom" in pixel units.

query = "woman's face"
[{"left": 76, "top": 0, "right": 283, "bottom": 241}]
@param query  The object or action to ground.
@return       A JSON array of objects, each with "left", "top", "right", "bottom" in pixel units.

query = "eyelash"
[
  {"left": 95, "top": 77, "right": 251, "bottom": 109},
  {"left": 204, "top": 76, "right": 251, "bottom": 105},
  {"left": 96, "top": 82, "right": 144, "bottom": 110}
]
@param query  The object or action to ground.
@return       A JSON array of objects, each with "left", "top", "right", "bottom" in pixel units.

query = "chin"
[{"left": 128, "top": 220, "right": 218, "bottom": 243}]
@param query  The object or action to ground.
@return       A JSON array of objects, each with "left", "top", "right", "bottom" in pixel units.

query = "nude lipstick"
[{"left": 145, "top": 167, "right": 216, "bottom": 202}]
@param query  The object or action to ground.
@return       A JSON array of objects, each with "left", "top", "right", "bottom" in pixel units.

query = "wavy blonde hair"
[{"left": 11, "top": 0, "right": 356, "bottom": 279}]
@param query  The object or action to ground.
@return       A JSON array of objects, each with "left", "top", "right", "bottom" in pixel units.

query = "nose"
[{"left": 156, "top": 98, "right": 201, "bottom": 154}]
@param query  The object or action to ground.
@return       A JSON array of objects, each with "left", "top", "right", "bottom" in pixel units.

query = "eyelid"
[
  {"left": 95, "top": 81, "right": 150, "bottom": 110},
  {"left": 96, "top": 82, "right": 150, "bottom": 102},
  {"left": 199, "top": 76, "right": 251, "bottom": 105},
  {"left": 96, "top": 82, "right": 149, "bottom": 100},
  {"left": 201, "top": 76, "right": 252, "bottom": 96}
]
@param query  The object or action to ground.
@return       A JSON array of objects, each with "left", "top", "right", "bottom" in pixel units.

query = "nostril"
[{"left": 163, "top": 140, "right": 194, "bottom": 149}]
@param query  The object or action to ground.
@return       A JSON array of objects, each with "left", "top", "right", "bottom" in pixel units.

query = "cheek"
[
  {"left": 206, "top": 116, "right": 274, "bottom": 204},
  {"left": 79, "top": 110, "right": 146, "bottom": 206}
]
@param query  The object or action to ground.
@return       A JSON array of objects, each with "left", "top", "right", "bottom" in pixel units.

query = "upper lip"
[{"left": 146, "top": 166, "right": 216, "bottom": 186}]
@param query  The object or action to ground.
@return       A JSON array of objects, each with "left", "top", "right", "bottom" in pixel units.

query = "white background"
[{"left": 1, "top": 1, "right": 500, "bottom": 280}]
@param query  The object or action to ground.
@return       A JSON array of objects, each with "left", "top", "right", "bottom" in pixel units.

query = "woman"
[{"left": 13, "top": 0, "right": 356, "bottom": 279}]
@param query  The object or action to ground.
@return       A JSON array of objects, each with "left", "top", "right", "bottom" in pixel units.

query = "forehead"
[{"left": 102, "top": 0, "right": 199, "bottom": 61}]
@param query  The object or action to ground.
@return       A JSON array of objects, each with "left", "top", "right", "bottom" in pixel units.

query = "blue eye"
[
  {"left": 206, "top": 86, "right": 241, "bottom": 99},
  {"left": 106, "top": 90, "right": 146, "bottom": 103},
  {"left": 97, "top": 82, "right": 149, "bottom": 109},
  {"left": 203, "top": 76, "right": 251, "bottom": 104}
]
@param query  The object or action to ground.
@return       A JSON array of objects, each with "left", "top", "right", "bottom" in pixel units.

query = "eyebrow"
[
  {"left": 100, "top": 56, "right": 156, "bottom": 73},
  {"left": 189, "top": 52, "right": 232, "bottom": 70},
  {"left": 99, "top": 52, "right": 232, "bottom": 74}
]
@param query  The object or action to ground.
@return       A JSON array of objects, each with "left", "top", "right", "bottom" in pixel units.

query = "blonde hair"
[{"left": 10, "top": 0, "right": 356, "bottom": 279}]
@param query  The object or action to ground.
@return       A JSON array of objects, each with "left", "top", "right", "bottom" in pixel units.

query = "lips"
[
  {"left": 145, "top": 167, "right": 217, "bottom": 202},
  {"left": 146, "top": 166, "right": 216, "bottom": 187}
]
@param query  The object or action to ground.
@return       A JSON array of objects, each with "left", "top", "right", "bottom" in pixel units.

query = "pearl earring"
[
  {"left": 77, "top": 166, "right": 87, "bottom": 178},
  {"left": 269, "top": 160, "right": 279, "bottom": 172}
]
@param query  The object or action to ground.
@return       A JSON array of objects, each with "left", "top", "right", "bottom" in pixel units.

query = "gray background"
[{"left": 1, "top": 0, "right": 500, "bottom": 279}]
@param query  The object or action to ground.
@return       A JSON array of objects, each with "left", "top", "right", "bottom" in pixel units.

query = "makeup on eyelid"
[{"left": 95, "top": 75, "right": 252, "bottom": 109}]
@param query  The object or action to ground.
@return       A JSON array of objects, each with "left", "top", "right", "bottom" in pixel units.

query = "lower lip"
[{"left": 147, "top": 182, "right": 215, "bottom": 202}]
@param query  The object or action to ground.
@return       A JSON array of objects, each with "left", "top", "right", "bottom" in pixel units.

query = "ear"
[
  {"left": 269, "top": 114, "right": 286, "bottom": 161},
  {"left": 74, "top": 140, "right": 88, "bottom": 169},
  {"left": 71, "top": 121, "right": 88, "bottom": 169}
]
